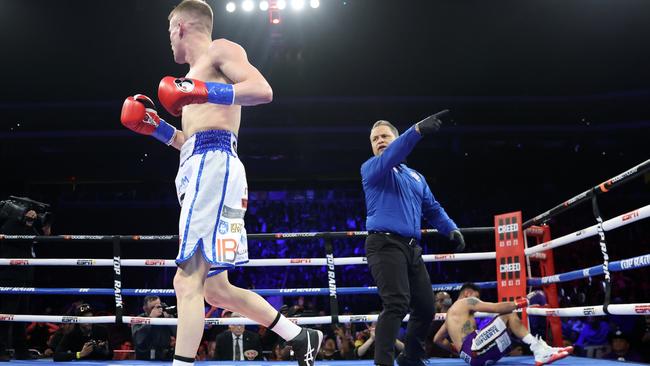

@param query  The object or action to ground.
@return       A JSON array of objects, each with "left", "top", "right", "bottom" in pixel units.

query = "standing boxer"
[{"left": 120, "top": 1, "right": 321, "bottom": 365}]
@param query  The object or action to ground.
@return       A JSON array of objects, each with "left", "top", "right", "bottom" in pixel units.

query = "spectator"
[
  {"left": 268, "top": 342, "right": 290, "bottom": 361},
  {"left": 53, "top": 304, "right": 112, "bottom": 361},
  {"left": 354, "top": 322, "right": 404, "bottom": 360},
  {"left": 332, "top": 324, "right": 354, "bottom": 359},
  {"left": 603, "top": 330, "right": 643, "bottom": 363},
  {"left": 131, "top": 296, "right": 176, "bottom": 360},
  {"left": 318, "top": 337, "right": 342, "bottom": 360},
  {"left": 213, "top": 312, "right": 263, "bottom": 361},
  {"left": 574, "top": 316, "right": 610, "bottom": 358},
  {"left": 0, "top": 208, "right": 40, "bottom": 360}
]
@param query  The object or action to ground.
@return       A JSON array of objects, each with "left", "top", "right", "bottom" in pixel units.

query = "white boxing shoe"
[{"left": 530, "top": 336, "right": 571, "bottom": 366}]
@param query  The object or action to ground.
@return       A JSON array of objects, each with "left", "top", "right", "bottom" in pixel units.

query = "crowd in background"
[{"left": 1, "top": 187, "right": 649, "bottom": 362}]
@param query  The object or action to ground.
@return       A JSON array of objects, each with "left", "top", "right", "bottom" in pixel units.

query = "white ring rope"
[
  {"left": 0, "top": 252, "right": 497, "bottom": 268},
  {"left": 3, "top": 303, "right": 649, "bottom": 325},
  {"left": 0, "top": 312, "right": 500, "bottom": 325},
  {"left": 527, "top": 303, "right": 650, "bottom": 317},
  {"left": 525, "top": 204, "right": 649, "bottom": 256}
]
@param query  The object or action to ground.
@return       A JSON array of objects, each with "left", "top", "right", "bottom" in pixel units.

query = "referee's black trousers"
[{"left": 365, "top": 233, "right": 435, "bottom": 366}]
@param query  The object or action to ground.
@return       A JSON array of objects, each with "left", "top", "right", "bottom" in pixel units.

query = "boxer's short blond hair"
[{"left": 169, "top": 0, "right": 213, "bottom": 34}]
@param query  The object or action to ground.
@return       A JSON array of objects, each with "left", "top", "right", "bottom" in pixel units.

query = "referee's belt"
[{"left": 367, "top": 231, "right": 417, "bottom": 246}]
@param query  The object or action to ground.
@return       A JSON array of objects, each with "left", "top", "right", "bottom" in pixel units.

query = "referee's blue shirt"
[{"left": 361, "top": 126, "right": 457, "bottom": 240}]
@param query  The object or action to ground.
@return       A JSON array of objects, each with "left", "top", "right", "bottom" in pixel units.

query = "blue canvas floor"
[{"left": 5, "top": 356, "right": 648, "bottom": 366}]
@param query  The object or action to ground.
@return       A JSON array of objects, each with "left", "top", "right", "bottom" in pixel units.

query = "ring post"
[{"left": 494, "top": 212, "right": 527, "bottom": 326}]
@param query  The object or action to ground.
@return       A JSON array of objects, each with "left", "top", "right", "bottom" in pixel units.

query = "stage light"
[
  {"left": 259, "top": 0, "right": 269, "bottom": 11},
  {"left": 277, "top": 0, "right": 287, "bottom": 10},
  {"left": 309, "top": 0, "right": 319, "bottom": 8},
  {"left": 291, "top": 0, "right": 305, "bottom": 10},
  {"left": 242, "top": 0, "right": 255, "bottom": 12},
  {"left": 226, "top": 1, "right": 236, "bottom": 12},
  {"left": 270, "top": 9, "right": 281, "bottom": 24}
]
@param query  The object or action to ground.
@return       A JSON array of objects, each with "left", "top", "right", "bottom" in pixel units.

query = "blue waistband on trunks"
[{"left": 192, "top": 129, "right": 236, "bottom": 156}]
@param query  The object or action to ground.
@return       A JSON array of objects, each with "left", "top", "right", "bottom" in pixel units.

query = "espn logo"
[
  {"left": 622, "top": 210, "right": 639, "bottom": 222},
  {"left": 130, "top": 318, "right": 152, "bottom": 325},
  {"left": 9, "top": 260, "right": 28, "bottom": 265},
  {"left": 145, "top": 260, "right": 166, "bottom": 266},
  {"left": 583, "top": 307, "right": 597, "bottom": 316},
  {"left": 634, "top": 305, "right": 650, "bottom": 314}
]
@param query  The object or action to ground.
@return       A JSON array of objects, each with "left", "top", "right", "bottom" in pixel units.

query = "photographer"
[
  {"left": 0, "top": 196, "right": 52, "bottom": 361},
  {"left": 131, "top": 296, "right": 176, "bottom": 360},
  {"left": 53, "top": 304, "right": 112, "bottom": 361}
]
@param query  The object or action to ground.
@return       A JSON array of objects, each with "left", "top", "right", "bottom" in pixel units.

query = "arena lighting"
[
  {"left": 277, "top": 0, "right": 287, "bottom": 10},
  {"left": 309, "top": 0, "right": 319, "bottom": 8},
  {"left": 291, "top": 0, "right": 305, "bottom": 10},
  {"left": 242, "top": 0, "right": 255, "bottom": 12},
  {"left": 225, "top": 1, "right": 236, "bottom": 12},
  {"left": 259, "top": 0, "right": 269, "bottom": 11},
  {"left": 270, "top": 9, "right": 281, "bottom": 24}
]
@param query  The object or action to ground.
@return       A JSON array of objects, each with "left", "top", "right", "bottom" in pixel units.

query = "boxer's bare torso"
[{"left": 181, "top": 40, "right": 242, "bottom": 138}]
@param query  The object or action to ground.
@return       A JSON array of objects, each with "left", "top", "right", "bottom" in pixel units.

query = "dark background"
[{"left": 0, "top": 0, "right": 648, "bottom": 312}]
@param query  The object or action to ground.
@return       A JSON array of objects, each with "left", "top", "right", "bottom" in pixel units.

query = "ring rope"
[
  {"left": 0, "top": 312, "right": 497, "bottom": 326},
  {"left": 527, "top": 303, "right": 650, "bottom": 317},
  {"left": 523, "top": 158, "right": 650, "bottom": 227},
  {"left": 0, "top": 281, "right": 499, "bottom": 297},
  {"left": 528, "top": 253, "right": 650, "bottom": 286},
  {"left": 524, "top": 204, "right": 649, "bottom": 256},
  {"left": 3, "top": 249, "right": 646, "bottom": 296},
  {"left": 0, "top": 252, "right": 496, "bottom": 268},
  {"left": 4, "top": 302, "right": 649, "bottom": 326},
  {"left": 0, "top": 227, "right": 494, "bottom": 243}
]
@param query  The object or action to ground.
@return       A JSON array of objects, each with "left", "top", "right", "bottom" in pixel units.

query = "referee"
[{"left": 361, "top": 111, "right": 465, "bottom": 366}]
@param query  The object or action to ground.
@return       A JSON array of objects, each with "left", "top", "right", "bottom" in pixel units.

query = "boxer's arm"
[
  {"left": 433, "top": 322, "right": 454, "bottom": 352},
  {"left": 210, "top": 39, "right": 273, "bottom": 106},
  {"left": 466, "top": 297, "right": 517, "bottom": 314},
  {"left": 170, "top": 130, "right": 186, "bottom": 151}
]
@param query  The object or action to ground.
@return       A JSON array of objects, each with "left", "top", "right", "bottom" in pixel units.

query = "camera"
[
  {"left": 87, "top": 339, "right": 107, "bottom": 351},
  {"left": 160, "top": 303, "right": 177, "bottom": 317},
  {"left": 0, "top": 196, "right": 52, "bottom": 231}
]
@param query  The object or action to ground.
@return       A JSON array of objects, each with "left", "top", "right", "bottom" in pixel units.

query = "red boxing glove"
[
  {"left": 158, "top": 76, "right": 235, "bottom": 117},
  {"left": 120, "top": 94, "right": 176, "bottom": 145},
  {"left": 514, "top": 297, "right": 529, "bottom": 310}
]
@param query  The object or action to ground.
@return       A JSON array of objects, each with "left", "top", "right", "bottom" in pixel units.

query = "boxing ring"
[
  {"left": 1, "top": 158, "right": 649, "bottom": 366},
  {"left": 4, "top": 356, "right": 649, "bottom": 366}
]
